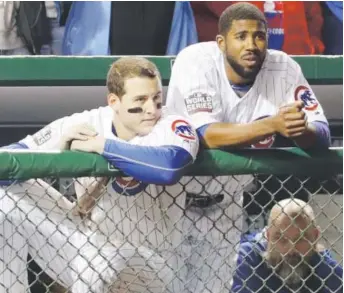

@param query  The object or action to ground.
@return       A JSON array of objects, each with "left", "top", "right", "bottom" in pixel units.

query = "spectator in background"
[
  {"left": 40, "top": 1, "right": 66, "bottom": 55},
  {"left": 13, "top": 1, "right": 52, "bottom": 55},
  {"left": 62, "top": 1, "right": 197, "bottom": 56},
  {"left": 109, "top": 2, "right": 175, "bottom": 55},
  {"left": 322, "top": 1, "right": 343, "bottom": 55},
  {"left": 0, "top": 1, "right": 30, "bottom": 55},
  {"left": 191, "top": 1, "right": 324, "bottom": 55},
  {"left": 0, "top": 1, "right": 69, "bottom": 56},
  {"left": 232, "top": 198, "right": 343, "bottom": 293}
]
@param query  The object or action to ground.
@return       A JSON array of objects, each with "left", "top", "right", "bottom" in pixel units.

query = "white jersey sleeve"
[
  {"left": 101, "top": 112, "right": 199, "bottom": 185},
  {"left": 130, "top": 113, "right": 199, "bottom": 161},
  {"left": 285, "top": 58, "right": 328, "bottom": 124},
  {"left": 154, "top": 114, "right": 199, "bottom": 160},
  {"left": 19, "top": 108, "right": 104, "bottom": 150},
  {"left": 166, "top": 45, "right": 224, "bottom": 129}
]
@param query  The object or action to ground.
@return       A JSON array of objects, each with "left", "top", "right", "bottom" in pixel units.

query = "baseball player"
[
  {"left": 166, "top": 3, "right": 330, "bottom": 293},
  {"left": 0, "top": 57, "right": 199, "bottom": 292}
]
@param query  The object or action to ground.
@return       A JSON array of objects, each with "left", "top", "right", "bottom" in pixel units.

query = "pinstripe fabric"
[
  {"left": 166, "top": 41, "right": 328, "bottom": 293},
  {"left": 0, "top": 108, "right": 199, "bottom": 292}
]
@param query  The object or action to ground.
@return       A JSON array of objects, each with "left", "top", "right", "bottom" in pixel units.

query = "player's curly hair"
[
  {"left": 218, "top": 2, "right": 267, "bottom": 36},
  {"left": 107, "top": 57, "right": 161, "bottom": 97}
]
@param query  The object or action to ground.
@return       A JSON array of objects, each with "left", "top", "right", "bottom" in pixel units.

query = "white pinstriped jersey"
[
  {"left": 166, "top": 41, "right": 328, "bottom": 238},
  {"left": 19, "top": 106, "right": 199, "bottom": 251},
  {"left": 167, "top": 41, "right": 327, "bottom": 130}
]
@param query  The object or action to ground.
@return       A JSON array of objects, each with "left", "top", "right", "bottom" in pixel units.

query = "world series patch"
[
  {"left": 32, "top": 127, "right": 52, "bottom": 146},
  {"left": 185, "top": 92, "right": 213, "bottom": 114}
]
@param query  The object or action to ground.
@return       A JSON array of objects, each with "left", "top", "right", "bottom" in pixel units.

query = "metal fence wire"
[{"left": 0, "top": 174, "right": 342, "bottom": 293}]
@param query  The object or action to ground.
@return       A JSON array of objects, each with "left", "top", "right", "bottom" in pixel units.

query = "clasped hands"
[
  {"left": 59, "top": 123, "right": 105, "bottom": 154},
  {"left": 273, "top": 101, "right": 308, "bottom": 138}
]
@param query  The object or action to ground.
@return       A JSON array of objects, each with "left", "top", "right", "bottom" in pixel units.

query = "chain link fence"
[{"left": 0, "top": 169, "right": 341, "bottom": 293}]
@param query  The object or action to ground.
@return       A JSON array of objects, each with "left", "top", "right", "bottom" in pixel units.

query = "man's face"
[
  {"left": 266, "top": 215, "right": 318, "bottom": 289},
  {"left": 113, "top": 76, "right": 162, "bottom": 137},
  {"left": 219, "top": 19, "right": 267, "bottom": 81}
]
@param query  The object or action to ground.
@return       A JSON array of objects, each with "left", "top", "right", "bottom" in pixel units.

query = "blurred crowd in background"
[{"left": 0, "top": 1, "right": 342, "bottom": 57}]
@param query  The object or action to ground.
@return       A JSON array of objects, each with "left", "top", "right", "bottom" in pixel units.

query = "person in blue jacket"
[
  {"left": 232, "top": 198, "right": 343, "bottom": 293},
  {"left": 322, "top": 1, "right": 343, "bottom": 55},
  {"left": 62, "top": 1, "right": 197, "bottom": 56}
]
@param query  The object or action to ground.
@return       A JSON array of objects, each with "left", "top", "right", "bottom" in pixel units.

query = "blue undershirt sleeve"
[{"left": 102, "top": 139, "right": 194, "bottom": 185}]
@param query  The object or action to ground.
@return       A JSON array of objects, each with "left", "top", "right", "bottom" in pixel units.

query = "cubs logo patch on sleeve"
[
  {"left": 171, "top": 120, "right": 196, "bottom": 140},
  {"left": 294, "top": 85, "right": 318, "bottom": 111},
  {"left": 185, "top": 92, "right": 213, "bottom": 114}
]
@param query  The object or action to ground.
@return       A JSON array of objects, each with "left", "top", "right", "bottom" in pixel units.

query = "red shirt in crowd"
[{"left": 191, "top": 1, "right": 324, "bottom": 55}]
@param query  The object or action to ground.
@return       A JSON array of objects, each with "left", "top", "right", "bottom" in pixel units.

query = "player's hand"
[
  {"left": 273, "top": 101, "right": 307, "bottom": 138},
  {"left": 73, "top": 177, "right": 109, "bottom": 220},
  {"left": 70, "top": 136, "right": 106, "bottom": 154},
  {"left": 59, "top": 123, "right": 98, "bottom": 150},
  {"left": 279, "top": 101, "right": 304, "bottom": 113}
]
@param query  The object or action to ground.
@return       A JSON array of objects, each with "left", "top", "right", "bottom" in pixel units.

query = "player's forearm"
[
  {"left": 0, "top": 142, "right": 29, "bottom": 150},
  {"left": 202, "top": 118, "right": 277, "bottom": 148},
  {"left": 74, "top": 177, "right": 109, "bottom": 218},
  {"left": 101, "top": 139, "right": 194, "bottom": 185},
  {"left": 293, "top": 121, "right": 331, "bottom": 149}
]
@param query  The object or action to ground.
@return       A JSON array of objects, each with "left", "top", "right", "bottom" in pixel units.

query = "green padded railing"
[
  {"left": 0, "top": 148, "right": 342, "bottom": 180},
  {"left": 0, "top": 55, "right": 342, "bottom": 86}
]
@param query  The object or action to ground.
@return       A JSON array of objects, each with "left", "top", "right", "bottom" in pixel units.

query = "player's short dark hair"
[
  {"left": 107, "top": 57, "right": 161, "bottom": 97},
  {"left": 218, "top": 2, "right": 267, "bottom": 35}
]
